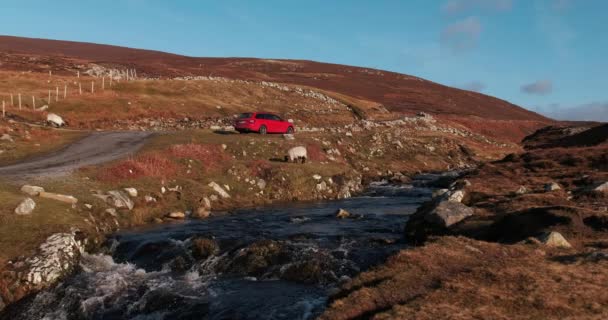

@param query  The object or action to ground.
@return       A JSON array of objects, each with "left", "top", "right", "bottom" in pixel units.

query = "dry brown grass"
[{"left": 321, "top": 237, "right": 608, "bottom": 320}]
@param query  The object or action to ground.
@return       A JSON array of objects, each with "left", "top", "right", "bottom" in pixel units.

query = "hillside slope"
[{"left": 0, "top": 35, "right": 549, "bottom": 123}]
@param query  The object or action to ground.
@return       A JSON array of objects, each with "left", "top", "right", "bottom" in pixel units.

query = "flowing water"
[{"left": 3, "top": 178, "right": 442, "bottom": 320}]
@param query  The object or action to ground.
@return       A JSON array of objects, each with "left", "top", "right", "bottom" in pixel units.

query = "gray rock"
[
  {"left": 21, "top": 185, "right": 45, "bottom": 196},
  {"left": 283, "top": 134, "right": 295, "bottom": 140},
  {"left": 594, "top": 182, "right": 608, "bottom": 193},
  {"left": 15, "top": 198, "right": 36, "bottom": 215},
  {"left": 424, "top": 201, "right": 474, "bottom": 228},
  {"left": 0, "top": 134, "right": 13, "bottom": 142},
  {"left": 515, "top": 185, "right": 528, "bottom": 195},
  {"left": 445, "top": 190, "right": 465, "bottom": 203},
  {"left": 208, "top": 181, "right": 230, "bottom": 199},
  {"left": 144, "top": 195, "right": 156, "bottom": 203},
  {"left": 202, "top": 196, "right": 212, "bottom": 209},
  {"left": 123, "top": 187, "right": 138, "bottom": 197},
  {"left": 106, "top": 190, "right": 134, "bottom": 210},
  {"left": 25, "top": 231, "right": 84, "bottom": 285},
  {"left": 537, "top": 231, "right": 572, "bottom": 248},
  {"left": 336, "top": 208, "right": 350, "bottom": 219},
  {"left": 167, "top": 211, "right": 186, "bottom": 219},
  {"left": 545, "top": 182, "right": 561, "bottom": 192},
  {"left": 257, "top": 179, "right": 267, "bottom": 190}
]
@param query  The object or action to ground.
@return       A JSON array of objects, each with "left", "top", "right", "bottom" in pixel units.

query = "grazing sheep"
[{"left": 285, "top": 146, "right": 307, "bottom": 163}]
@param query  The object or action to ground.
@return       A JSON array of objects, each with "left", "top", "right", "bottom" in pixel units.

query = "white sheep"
[{"left": 286, "top": 146, "right": 307, "bottom": 163}]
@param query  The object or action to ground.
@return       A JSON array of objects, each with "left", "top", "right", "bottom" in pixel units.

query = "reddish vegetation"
[
  {"left": 0, "top": 35, "right": 551, "bottom": 125},
  {"left": 168, "top": 143, "right": 229, "bottom": 171},
  {"left": 306, "top": 143, "right": 328, "bottom": 162},
  {"left": 96, "top": 153, "right": 177, "bottom": 182}
]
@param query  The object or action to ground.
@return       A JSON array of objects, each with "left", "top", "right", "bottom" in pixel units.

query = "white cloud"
[
  {"left": 440, "top": 17, "right": 482, "bottom": 53},
  {"left": 540, "top": 102, "right": 608, "bottom": 122},
  {"left": 521, "top": 80, "right": 553, "bottom": 95}
]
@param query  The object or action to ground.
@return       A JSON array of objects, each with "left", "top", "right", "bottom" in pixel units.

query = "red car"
[{"left": 234, "top": 112, "right": 294, "bottom": 134}]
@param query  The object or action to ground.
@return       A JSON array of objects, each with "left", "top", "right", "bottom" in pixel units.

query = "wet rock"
[
  {"left": 25, "top": 230, "right": 85, "bottom": 286},
  {"left": 537, "top": 231, "right": 572, "bottom": 248},
  {"left": 15, "top": 198, "right": 36, "bottom": 215},
  {"left": 425, "top": 201, "right": 474, "bottom": 228},
  {"left": 283, "top": 134, "right": 295, "bottom": 140},
  {"left": 336, "top": 208, "right": 351, "bottom": 219},
  {"left": 202, "top": 196, "right": 212, "bottom": 209},
  {"left": 595, "top": 182, "right": 608, "bottom": 193},
  {"left": 208, "top": 181, "right": 230, "bottom": 199},
  {"left": 192, "top": 207, "right": 210, "bottom": 219},
  {"left": 39, "top": 192, "right": 78, "bottom": 205},
  {"left": 191, "top": 237, "right": 219, "bottom": 259},
  {"left": 167, "top": 211, "right": 186, "bottom": 219},
  {"left": 21, "top": 185, "right": 44, "bottom": 196},
  {"left": 46, "top": 113, "right": 65, "bottom": 127},
  {"left": 445, "top": 190, "right": 465, "bottom": 203},
  {"left": 545, "top": 182, "right": 561, "bottom": 192},
  {"left": 219, "top": 240, "right": 289, "bottom": 276},
  {"left": 432, "top": 188, "right": 449, "bottom": 198},
  {"left": 123, "top": 187, "right": 138, "bottom": 197}
]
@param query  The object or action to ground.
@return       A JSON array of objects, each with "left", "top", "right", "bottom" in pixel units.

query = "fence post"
[
  {"left": 64, "top": 85, "right": 67, "bottom": 99},
  {"left": 79, "top": 82, "right": 82, "bottom": 95},
  {"left": 18, "top": 94, "right": 21, "bottom": 110},
  {"left": 32, "top": 96, "right": 36, "bottom": 110},
  {"left": 77, "top": 71, "right": 80, "bottom": 78},
  {"left": 91, "top": 81, "right": 95, "bottom": 93},
  {"left": 48, "top": 90, "right": 51, "bottom": 104},
  {"left": 2, "top": 101, "right": 4, "bottom": 118},
  {"left": 102, "top": 77, "right": 105, "bottom": 90},
  {"left": 10, "top": 94, "right": 13, "bottom": 106}
]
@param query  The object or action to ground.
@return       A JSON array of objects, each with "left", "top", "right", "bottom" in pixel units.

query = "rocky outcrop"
[
  {"left": 424, "top": 201, "right": 474, "bottom": 228},
  {"left": 1, "top": 230, "right": 87, "bottom": 310}
]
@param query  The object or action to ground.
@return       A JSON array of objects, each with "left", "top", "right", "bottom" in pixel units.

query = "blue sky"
[{"left": 1, "top": 0, "right": 606, "bottom": 120}]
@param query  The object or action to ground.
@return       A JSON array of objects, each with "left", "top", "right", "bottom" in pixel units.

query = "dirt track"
[{"left": 0, "top": 131, "right": 153, "bottom": 179}]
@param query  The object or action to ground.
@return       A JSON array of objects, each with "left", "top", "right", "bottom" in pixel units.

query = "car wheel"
[
  {"left": 286, "top": 126, "right": 294, "bottom": 134},
  {"left": 259, "top": 125, "right": 267, "bottom": 134}
]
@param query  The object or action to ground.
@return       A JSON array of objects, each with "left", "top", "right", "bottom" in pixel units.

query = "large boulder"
[
  {"left": 46, "top": 113, "right": 65, "bottom": 127},
  {"left": 191, "top": 237, "right": 219, "bottom": 259},
  {"left": 424, "top": 201, "right": 474, "bottom": 228},
  {"left": 15, "top": 198, "right": 36, "bottom": 215}
]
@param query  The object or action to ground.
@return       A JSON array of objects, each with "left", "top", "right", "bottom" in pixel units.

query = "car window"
[
  {"left": 270, "top": 115, "right": 282, "bottom": 121},
  {"left": 255, "top": 114, "right": 267, "bottom": 119},
  {"left": 237, "top": 113, "right": 252, "bottom": 119}
]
